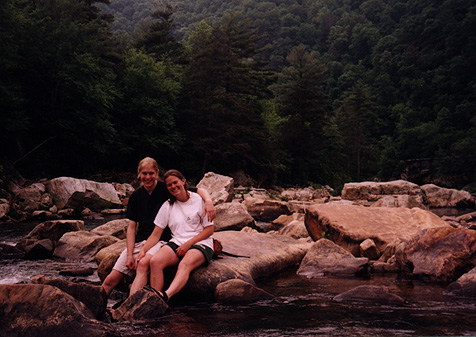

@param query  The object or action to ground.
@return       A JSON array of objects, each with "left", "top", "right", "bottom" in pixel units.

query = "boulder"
[
  {"left": 95, "top": 239, "right": 126, "bottom": 266},
  {"left": 359, "top": 238, "right": 381, "bottom": 260},
  {"left": 333, "top": 285, "right": 405, "bottom": 305},
  {"left": 215, "top": 279, "right": 274, "bottom": 303},
  {"left": 31, "top": 275, "right": 107, "bottom": 319},
  {"left": 297, "top": 239, "right": 369, "bottom": 278},
  {"left": 45, "top": 177, "right": 122, "bottom": 211},
  {"left": 272, "top": 213, "right": 305, "bottom": 229},
  {"left": 112, "top": 287, "right": 169, "bottom": 321},
  {"left": 341, "top": 180, "right": 422, "bottom": 202},
  {"left": 444, "top": 267, "right": 476, "bottom": 297},
  {"left": 179, "top": 231, "right": 312, "bottom": 300},
  {"left": 23, "top": 238, "right": 54, "bottom": 260},
  {"left": 197, "top": 172, "right": 234, "bottom": 205},
  {"left": 280, "top": 187, "right": 331, "bottom": 202},
  {"left": 13, "top": 183, "right": 48, "bottom": 211},
  {"left": 421, "top": 184, "right": 475, "bottom": 208},
  {"left": 53, "top": 231, "right": 119, "bottom": 262},
  {"left": 278, "top": 219, "right": 310, "bottom": 239},
  {"left": 214, "top": 202, "right": 257, "bottom": 232},
  {"left": 0, "top": 198, "right": 10, "bottom": 218},
  {"left": 0, "top": 243, "right": 24, "bottom": 259},
  {"left": 371, "top": 195, "right": 427, "bottom": 209},
  {"left": 395, "top": 227, "right": 476, "bottom": 283},
  {"left": 243, "top": 196, "right": 292, "bottom": 222},
  {"left": 0, "top": 284, "right": 118, "bottom": 337},
  {"left": 90, "top": 218, "right": 129, "bottom": 239},
  {"left": 305, "top": 204, "right": 450, "bottom": 256},
  {"left": 16, "top": 220, "right": 84, "bottom": 251}
]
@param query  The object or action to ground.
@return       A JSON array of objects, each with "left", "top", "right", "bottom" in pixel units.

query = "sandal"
[{"left": 144, "top": 285, "right": 169, "bottom": 303}]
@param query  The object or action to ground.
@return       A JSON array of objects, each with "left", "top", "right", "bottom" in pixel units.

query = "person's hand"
[
  {"left": 176, "top": 242, "right": 192, "bottom": 258},
  {"left": 134, "top": 250, "right": 146, "bottom": 268},
  {"left": 204, "top": 200, "right": 216, "bottom": 222},
  {"left": 126, "top": 255, "right": 135, "bottom": 270}
]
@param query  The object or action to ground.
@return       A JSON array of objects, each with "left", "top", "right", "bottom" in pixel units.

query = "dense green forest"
[{"left": 1, "top": 0, "right": 475, "bottom": 191}]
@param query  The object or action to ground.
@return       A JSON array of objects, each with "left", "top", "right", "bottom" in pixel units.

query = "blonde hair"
[{"left": 137, "top": 157, "right": 159, "bottom": 179}]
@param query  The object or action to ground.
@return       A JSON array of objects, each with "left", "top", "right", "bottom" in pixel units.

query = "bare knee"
[{"left": 136, "top": 257, "right": 151, "bottom": 274}]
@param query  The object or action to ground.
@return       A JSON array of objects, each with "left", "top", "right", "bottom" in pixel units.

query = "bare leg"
[
  {"left": 102, "top": 270, "right": 125, "bottom": 297},
  {"left": 164, "top": 249, "right": 205, "bottom": 300},
  {"left": 129, "top": 254, "right": 153, "bottom": 296},
  {"left": 150, "top": 245, "right": 179, "bottom": 292}
]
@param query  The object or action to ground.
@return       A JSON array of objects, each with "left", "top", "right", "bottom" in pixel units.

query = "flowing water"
[{"left": 2, "top": 216, "right": 476, "bottom": 336}]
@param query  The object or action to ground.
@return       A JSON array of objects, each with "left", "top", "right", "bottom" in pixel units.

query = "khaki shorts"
[{"left": 112, "top": 240, "right": 165, "bottom": 276}]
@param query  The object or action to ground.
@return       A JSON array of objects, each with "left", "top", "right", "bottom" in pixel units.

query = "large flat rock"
[
  {"left": 182, "top": 231, "right": 312, "bottom": 300},
  {"left": 305, "top": 204, "right": 450, "bottom": 256}
]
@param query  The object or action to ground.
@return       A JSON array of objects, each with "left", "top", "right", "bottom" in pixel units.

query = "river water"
[{"left": 2, "top": 216, "right": 476, "bottom": 336}]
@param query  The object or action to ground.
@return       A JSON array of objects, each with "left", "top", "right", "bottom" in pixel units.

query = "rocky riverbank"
[{"left": 1, "top": 174, "right": 476, "bottom": 336}]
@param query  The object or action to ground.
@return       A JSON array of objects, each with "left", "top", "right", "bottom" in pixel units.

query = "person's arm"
[
  {"left": 197, "top": 188, "right": 216, "bottom": 222},
  {"left": 125, "top": 220, "right": 138, "bottom": 270},
  {"left": 176, "top": 225, "right": 214, "bottom": 258},
  {"left": 135, "top": 226, "right": 164, "bottom": 268}
]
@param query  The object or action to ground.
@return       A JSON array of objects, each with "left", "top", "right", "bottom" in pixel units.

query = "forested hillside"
[{"left": 1, "top": 0, "right": 475, "bottom": 191}]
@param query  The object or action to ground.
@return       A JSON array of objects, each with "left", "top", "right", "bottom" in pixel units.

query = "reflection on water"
[{"left": 2, "top": 217, "right": 476, "bottom": 336}]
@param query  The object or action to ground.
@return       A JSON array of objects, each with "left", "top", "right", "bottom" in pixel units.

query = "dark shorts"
[{"left": 166, "top": 241, "right": 214, "bottom": 264}]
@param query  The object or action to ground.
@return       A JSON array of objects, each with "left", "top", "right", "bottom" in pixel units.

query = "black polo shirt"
[{"left": 126, "top": 181, "right": 197, "bottom": 242}]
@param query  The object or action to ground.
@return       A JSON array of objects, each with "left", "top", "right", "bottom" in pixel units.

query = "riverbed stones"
[
  {"left": 305, "top": 204, "right": 450, "bottom": 256},
  {"left": 53, "top": 230, "right": 119, "bottom": 262},
  {"left": 341, "top": 180, "right": 422, "bottom": 202},
  {"left": 215, "top": 279, "right": 274, "bottom": 303},
  {"left": 0, "top": 284, "right": 118, "bottom": 337},
  {"left": 31, "top": 275, "right": 107, "bottom": 319},
  {"left": 395, "top": 227, "right": 476, "bottom": 283},
  {"left": 90, "top": 218, "right": 129, "bottom": 239},
  {"left": 15, "top": 219, "right": 84, "bottom": 252},
  {"left": 297, "top": 239, "right": 369, "bottom": 278},
  {"left": 333, "top": 285, "right": 405, "bottom": 305}
]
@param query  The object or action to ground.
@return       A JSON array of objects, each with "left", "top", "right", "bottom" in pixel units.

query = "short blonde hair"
[{"left": 137, "top": 157, "right": 159, "bottom": 179}]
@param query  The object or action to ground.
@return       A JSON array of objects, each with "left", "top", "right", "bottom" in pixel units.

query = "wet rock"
[
  {"left": 297, "top": 239, "right": 369, "bottom": 278},
  {"left": 444, "top": 267, "right": 476, "bottom": 297},
  {"left": 23, "top": 238, "right": 54, "bottom": 260},
  {"left": 421, "top": 184, "right": 475, "bottom": 208},
  {"left": 333, "top": 285, "right": 405, "bottom": 305},
  {"left": 0, "top": 243, "right": 24, "bottom": 259},
  {"left": 215, "top": 279, "right": 274, "bottom": 303},
  {"left": 54, "top": 231, "right": 119, "bottom": 262},
  {"left": 45, "top": 177, "right": 122, "bottom": 211},
  {"left": 31, "top": 275, "right": 107, "bottom": 319},
  {"left": 16, "top": 220, "right": 84, "bottom": 251},
  {"left": 90, "top": 218, "right": 128, "bottom": 239},
  {"left": 395, "top": 227, "right": 476, "bottom": 283},
  {"left": 305, "top": 204, "right": 450, "bottom": 256},
  {"left": 0, "top": 284, "right": 118, "bottom": 337},
  {"left": 112, "top": 287, "right": 169, "bottom": 321},
  {"left": 214, "top": 202, "right": 258, "bottom": 232},
  {"left": 197, "top": 172, "right": 234, "bottom": 205}
]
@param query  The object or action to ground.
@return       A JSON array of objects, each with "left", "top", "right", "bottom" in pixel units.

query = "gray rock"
[
  {"left": 54, "top": 231, "right": 119, "bottom": 262},
  {"left": 215, "top": 279, "right": 274, "bottom": 303}
]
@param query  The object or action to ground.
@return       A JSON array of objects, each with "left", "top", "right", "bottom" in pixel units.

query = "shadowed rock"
[
  {"left": 333, "top": 285, "right": 405, "bottom": 305},
  {"left": 215, "top": 279, "right": 274, "bottom": 303}
]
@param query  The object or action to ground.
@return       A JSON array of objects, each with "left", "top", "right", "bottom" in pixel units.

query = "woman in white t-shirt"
[{"left": 132, "top": 169, "right": 214, "bottom": 303}]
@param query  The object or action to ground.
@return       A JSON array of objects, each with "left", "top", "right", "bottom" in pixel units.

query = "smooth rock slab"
[{"left": 305, "top": 204, "right": 450, "bottom": 256}]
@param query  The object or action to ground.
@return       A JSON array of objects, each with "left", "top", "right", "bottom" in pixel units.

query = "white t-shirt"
[{"left": 154, "top": 192, "right": 214, "bottom": 250}]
